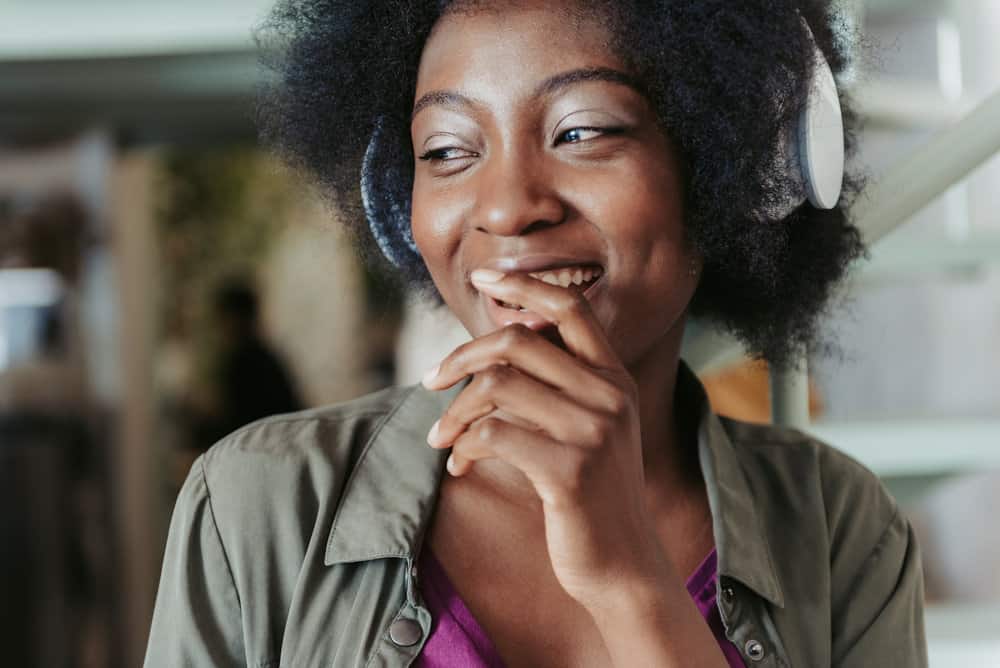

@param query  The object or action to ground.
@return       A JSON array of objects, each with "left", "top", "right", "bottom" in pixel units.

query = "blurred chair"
[{"left": 700, "top": 360, "right": 825, "bottom": 425}]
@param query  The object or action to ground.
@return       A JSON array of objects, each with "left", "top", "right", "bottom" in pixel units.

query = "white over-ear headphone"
[{"left": 762, "top": 17, "right": 845, "bottom": 220}]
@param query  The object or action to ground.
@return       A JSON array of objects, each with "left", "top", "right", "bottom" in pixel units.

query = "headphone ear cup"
[
  {"left": 757, "top": 17, "right": 845, "bottom": 221},
  {"left": 798, "top": 34, "right": 845, "bottom": 210},
  {"left": 361, "top": 116, "right": 421, "bottom": 268}
]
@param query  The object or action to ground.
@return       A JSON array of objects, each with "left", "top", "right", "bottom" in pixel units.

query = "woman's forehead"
[{"left": 415, "top": 2, "right": 621, "bottom": 103}]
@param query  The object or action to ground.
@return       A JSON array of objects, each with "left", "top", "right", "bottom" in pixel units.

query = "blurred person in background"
[{"left": 192, "top": 276, "right": 303, "bottom": 449}]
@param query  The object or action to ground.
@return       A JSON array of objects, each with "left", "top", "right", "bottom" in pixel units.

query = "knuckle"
[
  {"left": 476, "top": 364, "right": 512, "bottom": 391},
  {"left": 476, "top": 369, "right": 499, "bottom": 392},
  {"left": 579, "top": 416, "right": 610, "bottom": 447},
  {"left": 498, "top": 323, "right": 531, "bottom": 349},
  {"left": 598, "top": 374, "right": 635, "bottom": 415},
  {"left": 476, "top": 416, "right": 503, "bottom": 442},
  {"left": 602, "top": 388, "right": 629, "bottom": 416}
]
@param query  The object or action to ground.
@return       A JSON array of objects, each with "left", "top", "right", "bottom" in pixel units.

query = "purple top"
[{"left": 414, "top": 545, "right": 746, "bottom": 667}]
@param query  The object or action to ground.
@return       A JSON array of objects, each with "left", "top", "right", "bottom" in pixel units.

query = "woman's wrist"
[{"left": 583, "top": 565, "right": 729, "bottom": 668}]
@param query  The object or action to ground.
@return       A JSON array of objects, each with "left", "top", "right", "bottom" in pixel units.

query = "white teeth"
[{"left": 526, "top": 265, "right": 603, "bottom": 287}]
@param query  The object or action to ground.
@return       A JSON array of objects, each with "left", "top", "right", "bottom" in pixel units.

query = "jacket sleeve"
[
  {"left": 831, "top": 507, "right": 929, "bottom": 667},
  {"left": 144, "top": 455, "right": 246, "bottom": 667}
]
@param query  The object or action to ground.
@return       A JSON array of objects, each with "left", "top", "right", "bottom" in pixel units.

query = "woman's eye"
[
  {"left": 556, "top": 126, "right": 623, "bottom": 145},
  {"left": 417, "top": 147, "right": 476, "bottom": 163}
]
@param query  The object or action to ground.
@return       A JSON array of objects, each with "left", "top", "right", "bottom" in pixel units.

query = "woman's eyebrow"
[
  {"left": 411, "top": 90, "right": 478, "bottom": 123},
  {"left": 532, "top": 66, "right": 642, "bottom": 99},
  {"left": 410, "top": 67, "right": 642, "bottom": 123}
]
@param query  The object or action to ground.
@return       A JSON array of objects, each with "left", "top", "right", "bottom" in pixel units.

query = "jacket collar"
[
  {"left": 325, "top": 359, "right": 783, "bottom": 608},
  {"left": 678, "top": 360, "right": 785, "bottom": 607},
  {"left": 325, "top": 378, "right": 463, "bottom": 565}
]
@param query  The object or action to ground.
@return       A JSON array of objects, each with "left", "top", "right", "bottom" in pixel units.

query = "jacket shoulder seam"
[
  {"left": 198, "top": 455, "right": 245, "bottom": 616},
  {"left": 858, "top": 503, "right": 904, "bottom": 567},
  {"left": 216, "top": 401, "right": 408, "bottom": 443},
  {"left": 205, "top": 389, "right": 413, "bottom": 457}
]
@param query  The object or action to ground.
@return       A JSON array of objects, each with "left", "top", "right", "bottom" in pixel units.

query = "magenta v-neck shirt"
[{"left": 414, "top": 545, "right": 746, "bottom": 667}]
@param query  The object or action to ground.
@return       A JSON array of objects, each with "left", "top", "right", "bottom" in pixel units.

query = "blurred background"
[{"left": 1, "top": 0, "right": 997, "bottom": 666}]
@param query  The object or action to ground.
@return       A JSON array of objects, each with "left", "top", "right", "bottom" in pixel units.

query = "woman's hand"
[{"left": 421, "top": 268, "right": 675, "bottom": 613}]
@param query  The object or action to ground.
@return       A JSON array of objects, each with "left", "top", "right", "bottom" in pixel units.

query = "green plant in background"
[
  {"left": 154, "top": 144, "right": 298, "bottom": 411},
  {"left": 153, "top": 143, "right": 406, "bottom": 419}
]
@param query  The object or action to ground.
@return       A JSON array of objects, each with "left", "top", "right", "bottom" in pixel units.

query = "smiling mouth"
[{"left": 495, "top": 264, "right": 604, "bottom": 310}]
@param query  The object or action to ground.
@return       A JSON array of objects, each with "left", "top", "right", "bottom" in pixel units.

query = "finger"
[
  {"left": 427, "top": 364, "right": 606, "bottom": 449},
  {"left": 468, "top": 269, "right": 622, "bottom": 371},
  {"left": 422, "top": 323, "right": 624, "bottom": 414},
  {"left": 446, "top": 415, "right": 576, "bottom": 489}
]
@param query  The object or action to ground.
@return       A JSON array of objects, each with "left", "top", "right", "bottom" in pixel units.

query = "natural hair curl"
[{"left": 255, "top": 0, "right": 869, "bottom": 370}]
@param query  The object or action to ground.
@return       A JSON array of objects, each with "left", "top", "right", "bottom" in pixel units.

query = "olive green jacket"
[{"left": 144, "top": 360, "right": 928, "bottom": 667}]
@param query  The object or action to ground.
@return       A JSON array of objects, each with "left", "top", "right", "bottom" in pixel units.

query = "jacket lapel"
[{"left": 325, "top": 378, "right": 468, "bottom": 565}]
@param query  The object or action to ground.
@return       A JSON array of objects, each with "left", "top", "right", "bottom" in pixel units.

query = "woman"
[{"left": 145, "top": 1, "right": 928, "bottom": 666}]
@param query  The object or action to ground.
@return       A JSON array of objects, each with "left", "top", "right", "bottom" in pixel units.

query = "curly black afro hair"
[{"left": 255, "top": 0, "right": 869, "bottom": 370}]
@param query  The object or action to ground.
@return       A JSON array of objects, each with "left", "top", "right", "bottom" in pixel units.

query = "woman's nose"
[{"left": 467, "top": 150, "right": 566, "bottom": 237}]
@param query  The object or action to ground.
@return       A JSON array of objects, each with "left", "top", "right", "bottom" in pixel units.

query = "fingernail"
[
  {"left": 427, "top": 419, "right": 440, "bottom": 445},
  {"left": 446, "top": 453, "right": 457, "bottom": 474},
  {"left": 421, "top": 364, "right": 439, "bottom": 387},
  {"left": 470, "top": 269, "right": 504, "bottom": 283}
]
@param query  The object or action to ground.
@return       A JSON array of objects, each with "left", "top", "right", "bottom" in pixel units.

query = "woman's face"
[{"left": 409, "top": 0, "right": 700, "bottom": 369}]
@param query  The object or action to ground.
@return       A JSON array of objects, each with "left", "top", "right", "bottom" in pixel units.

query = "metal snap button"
[
  {"left": 389, "top": 618, "right": 422, "bottom": 647},
  {"left": 745, "top": 639, "right": 765, "bottom": 662}
]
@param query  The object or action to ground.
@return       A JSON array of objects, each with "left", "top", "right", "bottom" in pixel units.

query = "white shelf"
[
  {"left": 852, "top": 79, "right": 976, "bottom": 129},
  {"left": 0, "top": 2, "right": 273, "bottom": 60},
  {"left": 805, "top": 418, "right": 1000, "bottom": 477},
  {"left": 853, "top": 234, "right": 1000, "bottom": 285},
  {"left": 926, "top": 603, "right": 1000, "bottom": 667}
]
